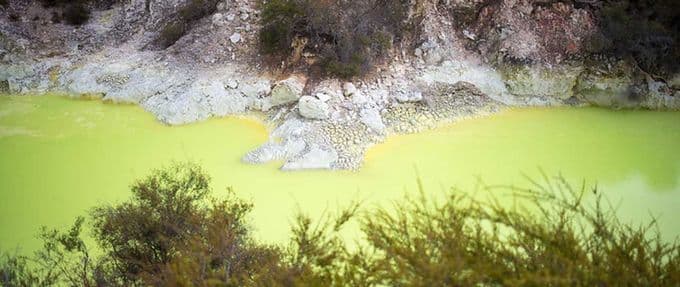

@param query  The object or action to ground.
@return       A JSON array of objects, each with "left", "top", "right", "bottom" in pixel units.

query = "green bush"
[{"left": 259, "top": 0, "right": 410, "bottom": 79}]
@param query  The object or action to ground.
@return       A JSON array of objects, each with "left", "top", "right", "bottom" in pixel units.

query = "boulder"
[
  {"left": 298, "top": 96, "right": 330, "bottom": 120},
  {"left": 343, "top": 82, "right": 357, "bottom": 96},
  {"left": 360, "top": 108, "right": 386, "bottom": 134},
  {"left": 269, "top": 76, "right": 306, "bottom": 107}
]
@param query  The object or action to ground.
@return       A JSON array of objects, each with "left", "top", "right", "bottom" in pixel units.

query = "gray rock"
[
  {"left": 575, "top": 65, "right": 632, "bottom": 108},
  {"left": 226, "top": 79, "right": 239, "bottom": 89},
  {"left": 269, "top": 76, "right": 306, "bottom": 107},
  {"left": 360, "top": 108, "right": 386, "bottom": 134},
  {"left": 281, "top": 145, "right": 338, "bottom": 170},
  {"left": 343, "top": 82, "right": 357, "bottom": 96},
  {"left": 501, "top": 64, "right": 583, "bottom": 101},
  {"left": 298, "top": 96, "right": 330, "bottom": 120},
  {"left": 395, "top": 90, "right": 423, "bottom": 102},
  {"left": 212, "top": 13, "right": 226, "bottom": 26},
  {"left": 351, "top": 91, "right": 369, "bottom": 105},
  {"left": 243, "top": 118, "right": 308, "bottom": 164},
  {"left": 315, "top": 92, "right": 332, "bottom": 102},
  {"left": 229, "top": 33, "right": 242, "bottom": 44}
]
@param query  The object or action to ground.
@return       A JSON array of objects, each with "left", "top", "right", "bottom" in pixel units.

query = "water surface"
[{"left": 1, "top": 95, "right": 679, "bottom": 252}]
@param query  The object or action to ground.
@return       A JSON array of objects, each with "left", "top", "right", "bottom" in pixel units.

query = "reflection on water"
[{"left": 1, "top": 95, "right": 679, "bottom": 253}]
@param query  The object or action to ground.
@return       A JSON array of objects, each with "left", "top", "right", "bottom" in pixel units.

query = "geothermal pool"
[{"left": 1, "top": 95, "right": 679, "bottom": 252}]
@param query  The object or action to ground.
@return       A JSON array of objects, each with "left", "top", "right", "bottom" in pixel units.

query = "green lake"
[{"left": 1, "top": 95, "right": 679, "bottom": 253}]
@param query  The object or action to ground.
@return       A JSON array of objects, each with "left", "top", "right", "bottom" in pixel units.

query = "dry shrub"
[
  {"left": 2, "top": 165, "right": 678, "bottom": 286},
  {"left": 588, "top": 0, "right": 679, "bottom": 76},
  {"left": 37, "top": 0, "right": 122, "bottom": 26},
  {"left": 259, "top": 0, "right": 410, "bottom": 79},
  {"left": 361, "top": 175, "right": 680, "bottom": 286}
]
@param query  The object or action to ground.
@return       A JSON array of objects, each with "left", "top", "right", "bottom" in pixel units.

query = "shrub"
[
  {"left": 1, "top": 165, "right": 678, "bottom": 286},
  {"left": 591, "top": 0, "right": 680, "bottom": 76},
  {"left": 259, "top": 0, "right": 410, "bottom": 79},
  {"left": 360, "top": 177, "right": 680, "bottom": 286},
  {"left": 39, "top": 0, "right": 91, "bottom": 26},
  {"left": 88, "top": 163, "right": 281, "bottom": 285},
  {"left": 323, "top": 57, "right": 364, "bottom": 80},
  {"left": 0, "top": 0, "right": 7, "bottom": 8},
  {"left": 37, "top": 0, "right": 123, "bottom": 26}
]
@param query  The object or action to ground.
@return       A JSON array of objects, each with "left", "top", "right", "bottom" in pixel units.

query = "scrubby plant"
[
  {"left": 88, "top": 163, "right": 282, "bottom": 285},
  {"left": 590, "top": 0, "right": 680, "bottom": 77},
  {"left": 36, "top": 0, "right": 122, "bottom": 25},
  {"left": 361, "top": 176, "right": 680, "bottom": 286},
  {"left": 1, "top": 164, "right": 678, "bottom": 286},
  {"left": 259, "top": 0, "right": 411, "bottom": 79}
]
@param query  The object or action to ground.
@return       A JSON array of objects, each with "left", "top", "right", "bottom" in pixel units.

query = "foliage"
[
  {"left": 37, "top": 0, "right": 117, "bottom": 26},
  {"left": 590, "top": 0, "right": 680, "bottom": 76},
  {"left": 1, "top": 164, "right": 678, "bottom": 286},
  {"left": 89, "top": 162, "right": 286, "bottom": 285},
  {"left": 0, "top": 217, "right": 95, "bottom": 286},
  {"left": 259, "top": 0, "right": 410, "bottom": 79},
  {"left": 361, "top": 175, "right": 680, "bottom": 286}
]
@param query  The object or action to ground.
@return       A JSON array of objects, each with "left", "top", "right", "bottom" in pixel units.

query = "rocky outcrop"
[
  {"left": 359, "top": 108, "right": 386, "bottom": 134},
  {"left": 500, "top": 64, "right": 583, "bottom": 102},
  {"left": 266, "top": 76, "right": 306, "bottom": 109},
  {"left": 281, "top": 145, "right": 338, "bottom": 170},
  {"left": 298, "top": 96, "right": 330, "bottom": 120},
  {"left": 0, "top": 0, "right": 678, "bottom": 171}
]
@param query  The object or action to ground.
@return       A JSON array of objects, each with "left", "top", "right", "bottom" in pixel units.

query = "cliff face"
[{"left": 0, "top": 0, "right": 678, "bottom": 170}]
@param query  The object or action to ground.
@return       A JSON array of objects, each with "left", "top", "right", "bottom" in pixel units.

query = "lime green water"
[{"left": 1, "top": 95, "right": 679, "bottom": 253}]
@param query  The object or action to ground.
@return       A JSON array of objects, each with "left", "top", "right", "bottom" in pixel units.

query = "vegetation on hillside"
[
  {"left": 590, "top": 0, "right": 680, "bottom": 77},
  {"left": 259, "top": 0, "right": 411, "bottom": 79},
  {"left": 1, "top": 163, "right": 678, "bottom": 286}
]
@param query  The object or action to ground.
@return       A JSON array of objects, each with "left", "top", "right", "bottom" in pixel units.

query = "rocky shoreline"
[{"left": 1, "top": 0, "right": 678, "bottom": 170}]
